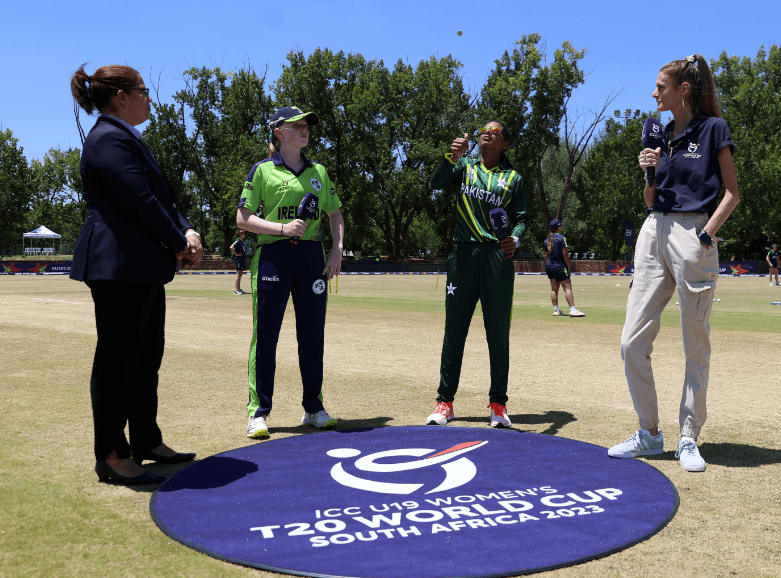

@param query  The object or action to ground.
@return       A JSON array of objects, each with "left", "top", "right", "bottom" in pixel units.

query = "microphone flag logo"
[
  {"left": 298, "top": 193, "right": 320, "bottom": 220},
  {"left": 489, "top": 207, "right": 509, "bottom": 238}
]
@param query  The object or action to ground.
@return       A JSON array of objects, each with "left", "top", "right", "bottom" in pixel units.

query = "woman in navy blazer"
[{"left": 70, "top": 64, "right": 203, "bottom": 485}]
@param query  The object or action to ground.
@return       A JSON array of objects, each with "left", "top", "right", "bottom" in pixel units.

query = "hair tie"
[{"left": 685, "top": 55, "right": 697, "bottom": 64}]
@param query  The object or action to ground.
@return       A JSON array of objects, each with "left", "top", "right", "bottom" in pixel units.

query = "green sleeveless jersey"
[
  {"left": 430, "top": 153, "right": 528, "bottom": 243},
  {"left": 238, "top": 152, "right": 342, "bottom": 246}
]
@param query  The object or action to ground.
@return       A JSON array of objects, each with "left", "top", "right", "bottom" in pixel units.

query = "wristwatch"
[{"left": 697, "top": 228, "right": 714, "bottom": 248}]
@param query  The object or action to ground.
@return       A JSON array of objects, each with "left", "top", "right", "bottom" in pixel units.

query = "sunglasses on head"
[{"left": 478, "top": 126, "right": 503, "bottom": 135}]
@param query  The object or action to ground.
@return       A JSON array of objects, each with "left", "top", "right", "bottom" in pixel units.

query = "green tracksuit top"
[{"left": 430, "top": 153, "right": 528, "bottom": 244}]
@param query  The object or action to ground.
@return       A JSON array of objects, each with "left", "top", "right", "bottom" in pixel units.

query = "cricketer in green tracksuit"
[{"left": 428, "top": 123, "right": 528, "bottom": 426}]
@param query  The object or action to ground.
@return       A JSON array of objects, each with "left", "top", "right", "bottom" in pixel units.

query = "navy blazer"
[{"left": 70, "top": 116, "right": 192, "bottom": 285}]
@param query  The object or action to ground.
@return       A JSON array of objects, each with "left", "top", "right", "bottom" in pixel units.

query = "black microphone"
[
  {"left": 642, "top": 118, "right": 665, "bottom": 187},
  {"left": 489, "top": 207, "right": 513, "bottom": 257},
  {"left": 291, "top": 193, "right": 319, "bottom": 245}
]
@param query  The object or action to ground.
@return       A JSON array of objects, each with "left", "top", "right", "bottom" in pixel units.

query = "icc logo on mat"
[{"left": 327, "top": 440, "right": 487, "bottom": 495}]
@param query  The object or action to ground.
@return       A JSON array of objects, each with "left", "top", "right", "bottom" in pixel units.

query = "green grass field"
[{"left": 1, "top": 273, "right": 779, "bottom": 578}]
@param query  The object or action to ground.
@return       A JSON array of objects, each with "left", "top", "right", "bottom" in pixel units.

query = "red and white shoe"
[
  {"left": 488, "top": 403, "right": 511, "bottom": 428},
  {"left": 426, "top": 402, "right": 454, "bottom": 425}
]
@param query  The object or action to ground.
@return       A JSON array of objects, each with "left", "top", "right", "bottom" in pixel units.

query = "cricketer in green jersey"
[
  {"left": 237, "top": 106, "right": 344, "bottom": 440},
  {"left": 426, "top": 121, "right": 528, "bottom": 429}
]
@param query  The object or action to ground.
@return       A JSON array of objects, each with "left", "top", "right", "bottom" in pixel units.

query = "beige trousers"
[{"left": 621, "top": 212, "right": 719, "bottom": 439}]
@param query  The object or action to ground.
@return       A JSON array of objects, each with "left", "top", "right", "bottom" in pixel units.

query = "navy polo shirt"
[
  {"left": 544, "top": 233, "right": 567, "bottom": 269},
  {"left": 653, "top": 116, "right": 734, "bottom": 213}
]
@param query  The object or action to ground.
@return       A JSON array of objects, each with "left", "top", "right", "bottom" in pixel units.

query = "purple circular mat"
[{"left": 151, "top": 427, "right": 678, "bottom": 577}]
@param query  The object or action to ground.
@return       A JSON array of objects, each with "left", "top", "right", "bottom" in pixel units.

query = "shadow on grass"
[
  {"left": 261, "top": 416, "right": 396, "bottom": 436},
  {"left": 643, "top": 442, "right": 781, "bottom": 467},
  {"left": 457, "top": 410, "right": 576, "bottom": 436},
  {"left": 105, "top": 457, "right": 247, "bottom": 494},
  {"left": 156, "top": 457, "right": 258, "bottom": 491}
]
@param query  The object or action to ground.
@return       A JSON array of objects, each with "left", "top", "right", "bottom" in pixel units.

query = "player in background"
[
  {"left": 426, "top": 121, "right": 528, "bottom": 428},
  {"left": 609, "top": 55, "right": 740, "bottom": 472},
  {"left": 230, "top": 229, "right": 248, "bottom": 295},
  {"left": 236, "top": 106, "right": 344, "bottom": 439},
  {"left": 544, "top": 219, "right": 585, "bottom": 317},
  {"left": 766, "top": 243, "right": 779, "bottom": 286}
]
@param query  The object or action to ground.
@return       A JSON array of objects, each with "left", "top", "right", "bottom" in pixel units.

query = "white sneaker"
[
  {"left": 569, "top": 309, "right": 586, "bottom": 317},
  {"left": 302, "top": 409, "right": 338, "bottom": 429},
  {"left": 426, "top": 402, "right": 454, "bottom": 425},
  {"left": 608, "top": 429, "right": 664, "bottom": 458},
  {"left": 247, "top": 415, "right": 269, "bottom": 439},
  {"left": 552, "top": 310, "right": 563, "bottom": 316},
  {"left": 488, "top": 403, "right": 511, "bottom": 428},
  {"left": 676, "top": 437, "right": 706, "bottom": 472}
]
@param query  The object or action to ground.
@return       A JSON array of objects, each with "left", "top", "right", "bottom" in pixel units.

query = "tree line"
[{"left": 2, "top": 39, "right": 778, "bottom": 260}]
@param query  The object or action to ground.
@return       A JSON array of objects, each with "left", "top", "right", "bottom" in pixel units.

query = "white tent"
[{"left": 23, "top": 225, "right": 62, "bottom": 254}]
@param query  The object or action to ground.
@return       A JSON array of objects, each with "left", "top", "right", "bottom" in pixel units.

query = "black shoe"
[
  {"left": 130, "top": 448, "right": 196, "bottom": 465},
  {"left": 95, "top": 461, "right": 166, "bottom": 485}
]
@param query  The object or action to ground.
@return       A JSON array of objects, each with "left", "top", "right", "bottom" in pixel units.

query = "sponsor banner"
[
  {"left": 0, "top": 262, "right": 759, "bottom": 278},
  {"left": 719, "top": 261, "right": 757, "bottom": 275},
  {"left": 151, "top": 427, "right": 678, "bottom": 577},
  {"left": 607, "top": 263, "right": 635, "bottom": 275},
  {"left": 0, "top": 261, "right": 72, "bottom": 275}
]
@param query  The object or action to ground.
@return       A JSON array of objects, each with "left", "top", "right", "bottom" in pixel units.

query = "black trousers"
[{"left": 87, "top": 281, "right": 166, "bottom": 461}]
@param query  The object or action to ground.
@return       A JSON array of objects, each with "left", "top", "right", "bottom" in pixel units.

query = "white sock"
[
  {"left": 554, "top": 306, "right": 561, "bottom": 312},
  {"left": 570, "top": 306, "right": 577, "bottom": 312}
]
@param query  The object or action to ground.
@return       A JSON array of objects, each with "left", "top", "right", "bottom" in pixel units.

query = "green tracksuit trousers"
[{"left": 437, "top": 242, "right": 515, "bottom": 405}]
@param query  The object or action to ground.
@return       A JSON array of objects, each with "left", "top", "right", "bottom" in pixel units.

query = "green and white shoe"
[
  {"left": 247, "top": 415, "right": 269, "bottom": 439},
  {"left": 302, "top": 409, "right": 337, "bottom": 429}
]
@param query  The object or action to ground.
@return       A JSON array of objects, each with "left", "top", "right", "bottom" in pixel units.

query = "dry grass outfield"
[{"left": 1, "top": 273, "right": 780, "bottom": 578}]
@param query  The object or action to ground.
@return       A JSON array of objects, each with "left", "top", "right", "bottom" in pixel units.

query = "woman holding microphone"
[
  {"left": 425, "top": 122, "right": 528, "bottom": 428},
  {"left": 237, "top": 106, "right": 344, "bottom": 439},
  {"left": 608, "top": 55, "right": 739, "bottom": 472}
]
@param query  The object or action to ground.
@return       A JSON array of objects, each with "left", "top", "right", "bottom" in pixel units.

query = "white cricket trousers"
[{"left": 621, "top": 212, "right": 719, "bottom": 439}]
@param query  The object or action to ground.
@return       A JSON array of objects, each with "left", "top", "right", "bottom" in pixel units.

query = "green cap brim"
[{"left": 285, "top": 111, "right": 319, "bottom": 126}]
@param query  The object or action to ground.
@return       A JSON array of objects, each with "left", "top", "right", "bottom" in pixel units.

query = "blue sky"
[{"left": 1, "top": 0, "right": 777, "bottom": 162}]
